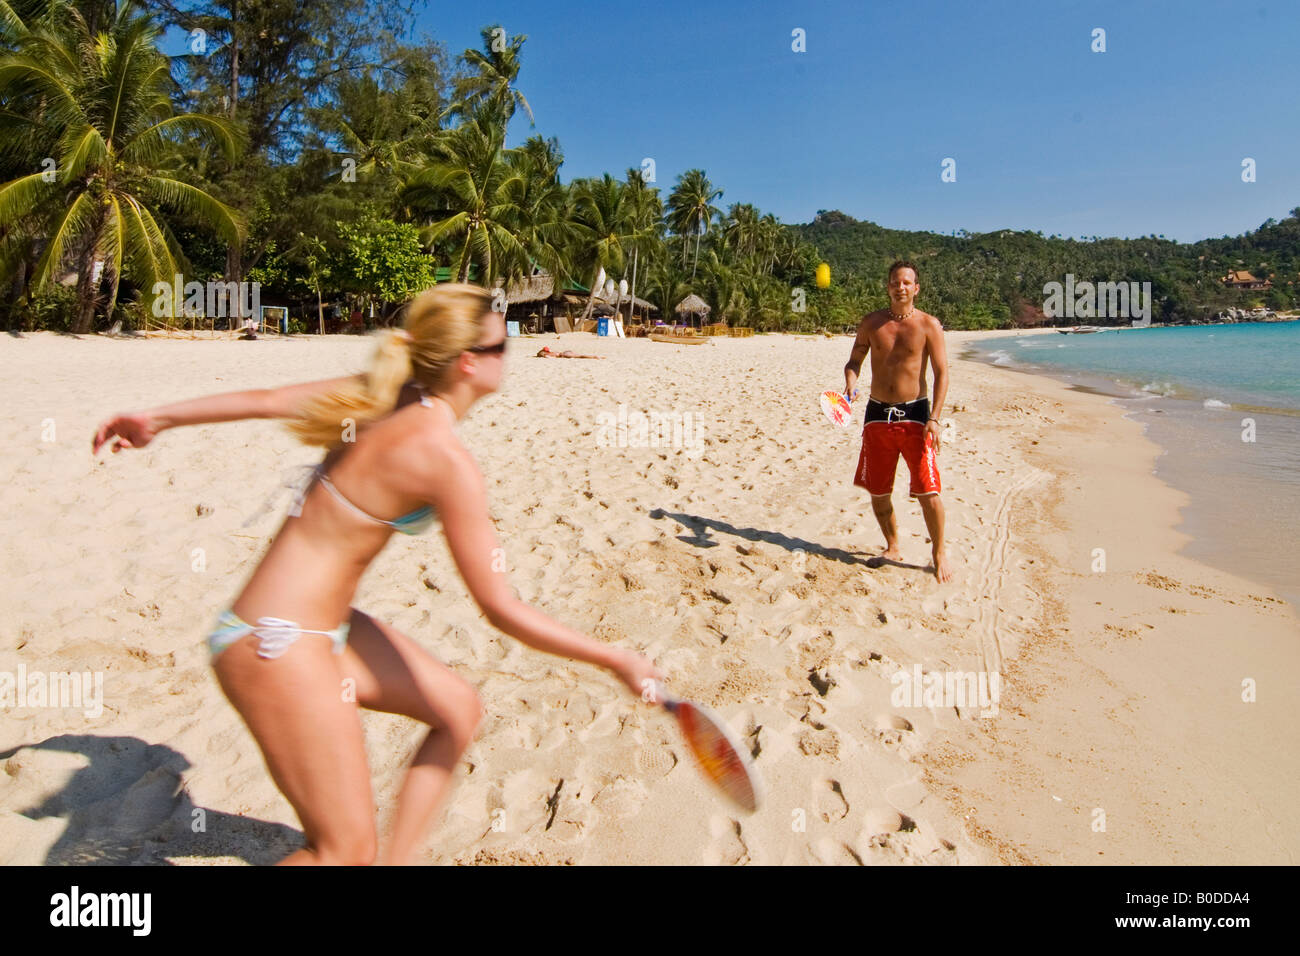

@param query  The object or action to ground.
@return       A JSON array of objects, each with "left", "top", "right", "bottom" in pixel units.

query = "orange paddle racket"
[{"left": 654, "top": 682, "right": 761, "bottom": 812}]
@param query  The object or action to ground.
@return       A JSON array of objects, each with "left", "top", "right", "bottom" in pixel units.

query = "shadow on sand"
[
  {"left": 0, "top": 734, "right": 303, "bottom": 865},
  {"left": 648, "top": 509, "right": 930, "bottom": 572}
]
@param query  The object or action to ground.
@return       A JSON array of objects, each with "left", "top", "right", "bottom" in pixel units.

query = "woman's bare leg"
[
  {"left": 340, "top": 610, "right": 484, "bottom": 865},
  {"left": 213, "top": 634, "right": 377, "bottom": 865}
]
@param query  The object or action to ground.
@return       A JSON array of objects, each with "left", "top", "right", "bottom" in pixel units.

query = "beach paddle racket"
[
  {"left": 653, "top": 682, "right": 761, "bottom": 812},
  {"left": 819, "top": 389, "right": 854, "bottom": 427}
]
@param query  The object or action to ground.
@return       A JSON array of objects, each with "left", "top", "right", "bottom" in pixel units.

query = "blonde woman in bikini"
[{"left": 91, "top": 284, "right": 661, "bottom": 865}]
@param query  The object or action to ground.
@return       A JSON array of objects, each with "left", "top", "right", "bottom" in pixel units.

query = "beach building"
[
  {"left": 449, "top": 267, "right": 657, "bottom": 333},
  {"left": 1221, "top": 270, "right": 1272, "bottom": 290},
  {"left": 674, "top": 293, "right": 712, "bottom": 328}
]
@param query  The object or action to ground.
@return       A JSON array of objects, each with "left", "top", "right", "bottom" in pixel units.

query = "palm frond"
[
  {"left": 142, "top": 175, "right": 243, "bottom": 244},
  {"left": 122, "top": 113, "right": 240, "bottom": 166},
  {"left": 0, "top": 170, "right": 57, "bottom": 227},
  {"left": 27, "top": 189, "right": 95, "bottom": 290},
  {"left": 58, "top": 126, "right": 107, "bottom": 182}
]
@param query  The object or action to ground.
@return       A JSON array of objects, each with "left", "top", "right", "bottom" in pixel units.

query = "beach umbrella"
[{"left": 816, "top": 262, "right": 831, "bottom": 288}]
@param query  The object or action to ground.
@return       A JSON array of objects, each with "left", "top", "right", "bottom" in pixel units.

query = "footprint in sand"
[
  {"left": 808, "top": 837, "right": 863, "bottom": 866},
  {"left": 574, "top": 698, "right": 624, "bottom": 743},
  {"left": 874, "top": 714, "right": 914, "bottom": 732},
  {"left": 723, "top": 709, "right": 764, "bottom": 761},
  {"left": 589, "top": 775, "right": 649, "bottom": 821},
  {"left": 704, "top": 815, "right": 750, "bottom": 865},
  {"left": 855, "top": 813, "right": 961, "bottom": 865},
  {"left": 205, "top": 726, "right": 245, "bottom": 758},
  {"left": 812, "top": 778, "right": 851, "bottom": 823},
  {"left": 635, "top": 747, "right": 678, "bottom": 778},
  {"left": 797, "top": 725, "right": 840, "bottom": 758},
  {"left": 871, "top": 714, "right": 915, "bottom": 752},
  {"left": 508, "top": 719, "right": 544, "bottom": 750},
  {"left": 861, "top": 807, "right": 915, "bottom": 837}
]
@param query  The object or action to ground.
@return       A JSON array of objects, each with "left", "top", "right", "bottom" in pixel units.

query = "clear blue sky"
[{"left": 412, "top": 0, "right": 1298, "bottom": 243}]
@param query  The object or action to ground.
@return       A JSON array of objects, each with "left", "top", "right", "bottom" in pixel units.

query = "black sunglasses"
[{"left": 467, "top": 340, "right": 507, "bottom": 354}]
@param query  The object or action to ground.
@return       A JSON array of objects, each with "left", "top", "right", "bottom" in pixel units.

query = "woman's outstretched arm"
[{"left": 91, "top": 374, "right": 363, "bottom": 455}]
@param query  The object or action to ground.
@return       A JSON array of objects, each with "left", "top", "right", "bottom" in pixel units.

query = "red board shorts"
[{"left": 854, "top": 414, "right": 941, "bottom": 498}]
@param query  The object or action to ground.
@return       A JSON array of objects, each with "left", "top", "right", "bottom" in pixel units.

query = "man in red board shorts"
[{"left": 844, "top": 261, "right": 952, "bottom": 582}]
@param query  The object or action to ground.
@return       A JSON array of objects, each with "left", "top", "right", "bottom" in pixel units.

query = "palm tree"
[
  {"left": 401, "top": 113, "right": 526, "bottom": 283},
  {"left": 1, "top": 0, "right": 69, "bottom": 42},
  {"left": 569, "top": 173, "right": 632, "bottom": 323},
  {"left": 741, "top": 270, "right": 790, "bottom": 331},
  {"left": 499, "top": 135, "right": 576, "bottom": 286},
  {"left": 723, "top": 203, "right": 762, "bottom": 261},
  {"left": 516, "top": 134, "right": 564, "bottom": 182},
  {"left": 772, "top": 226, "right": 806, "bottom": 275},
  {"left": 642, "top": 254, "right": 690, "bottom": 327},
  {"left": 318, "top": 72, "right": 444, "bottom": 185},
  {"left": 451, "top": 24, "right": 534, "bottom": 128},
  {"left": 619, "top": 166, "right": 663, "bottom": 324},
  {"left": 699, "top": 249, "right": 744, "bottom": 324},
  {"left": 757, "top": 213, "right": 783, "bottom": 274},
  {"left": 0, "top": 0, "right": 242, "bottom": 333},
  {"left": 666, "top": 168, "right": 722, "bottom": 279},
  {"left": 0, "top": 1, "right": 60, "bottom": 324}
]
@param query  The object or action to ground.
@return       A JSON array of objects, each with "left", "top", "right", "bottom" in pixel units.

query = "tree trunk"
[
  {"left": 629, "top": 246, "right": 639, "bottom": 326},
  {"left": 214, "top": 2, "right": 241, "bottom": 331},
  {"left": 8, "top": 255, "right": 27, "bottom": 331},
  {"left": 72, "top": 217, "right": 107, "bottom": 335},
  {"left": 72, "top": 259, "right": 98, "bottom": 334},
  {"left": 457, "top": 236, "right": 472, "bottom": 282},
  {"left": 229, "top": 0, "right": 240, "bottom": 119},
  {"left": 316, "top": 287, "right": 324, "bottom": 335},
  {"left": 104, "top": 256, "right": 122, "bottom": 330},
  {"left": 224, "top": 243, "right": 243, "bottom": 330},
  {"left": 580, "top": 266, "right": 601, "bottom": 324},
  {"left": 691, "top": 216, "right": 703, "bottom": 280}
]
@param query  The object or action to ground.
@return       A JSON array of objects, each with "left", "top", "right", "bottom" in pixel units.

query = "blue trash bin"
[{"left": 597, "top": 317, "right": 610, "bottom": 336}]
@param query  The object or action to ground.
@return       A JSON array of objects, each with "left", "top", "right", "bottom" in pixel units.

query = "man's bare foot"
[
  {"left": 932, "top": 550, "right": 953, "bottom": 583},
  {"left": 880, "top": 545, "right": 904, "bottom": 562}
]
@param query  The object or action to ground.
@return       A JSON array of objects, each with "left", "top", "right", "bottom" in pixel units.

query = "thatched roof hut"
[
  {"left": 502, "top": 273, "right": 555, "bottom": 304},
  {"left": 561, "top": 291, "right": 659, "bottom": 319},
  {"left": 596, "top": 288, "right": 658, "bottom": 318},
  {"left": 675, "top": 294, "right": 711, "bottom": 315},
  {"left": 492, "top": 273, "right": 557, "bottom": 332},
  {"left": 674, "top": 294, "right": 711, "bottom": 326}
]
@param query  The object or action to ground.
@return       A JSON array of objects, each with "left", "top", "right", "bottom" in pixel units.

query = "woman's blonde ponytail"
[{"left": 286, "top": 284, "right": 494, "bottom": 447}]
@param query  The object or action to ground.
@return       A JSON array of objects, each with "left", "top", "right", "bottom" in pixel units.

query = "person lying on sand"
[{"left": 536, "top": 346, "right": 604, "bottom": 359}]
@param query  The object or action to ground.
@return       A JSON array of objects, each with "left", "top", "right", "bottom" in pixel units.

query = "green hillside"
[{"left": 791, "top": 209, "right": 1300, "bottom": 329}]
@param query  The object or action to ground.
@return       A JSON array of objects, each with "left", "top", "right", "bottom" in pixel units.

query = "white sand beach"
[{"left": 1, "top": 328, "right": 1296, "bottom": 865}]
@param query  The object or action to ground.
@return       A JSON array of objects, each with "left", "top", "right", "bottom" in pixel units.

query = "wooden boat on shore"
[
  {"left": 1058, "top": 326, "right": 1105, "bottom": 334},
  {"left": 650, "top": 331, "right": 709, "bottom": 345}
]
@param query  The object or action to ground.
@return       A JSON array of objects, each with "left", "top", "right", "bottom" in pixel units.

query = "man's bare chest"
[{"left": 869, "top": 325, "right": 927, "bottom": 363}]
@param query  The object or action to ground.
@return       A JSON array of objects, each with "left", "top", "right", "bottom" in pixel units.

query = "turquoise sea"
[
  {"left": 973, "top": 322, "right": 1300, "bottom": 413},
  {"left": 966, "top": 321, "right": 1300, "bottom": 608}
]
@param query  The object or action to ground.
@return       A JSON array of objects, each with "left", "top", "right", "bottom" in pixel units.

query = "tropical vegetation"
[{"left": 3, "top": 0, "right": 1296, "bottom": 335}]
